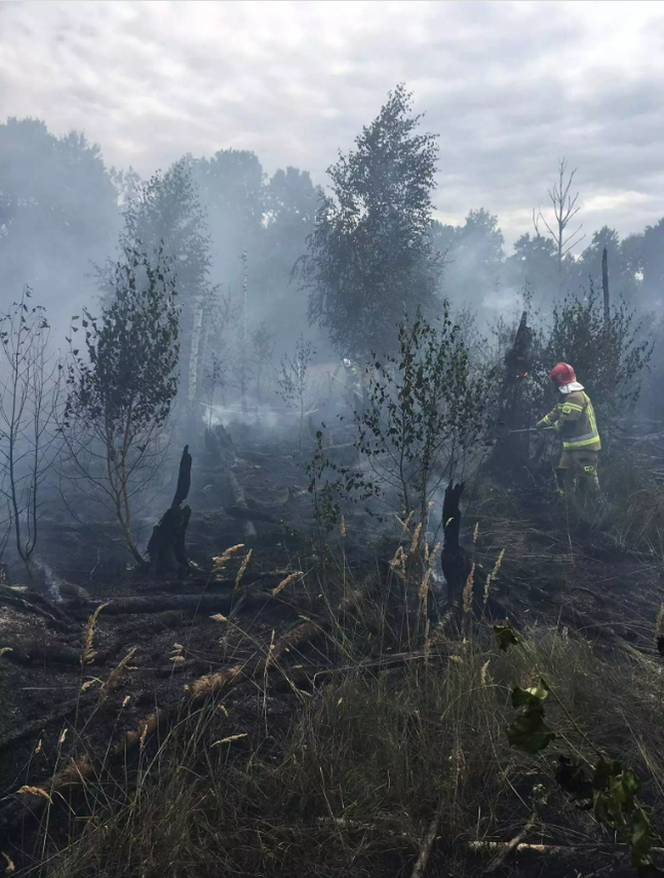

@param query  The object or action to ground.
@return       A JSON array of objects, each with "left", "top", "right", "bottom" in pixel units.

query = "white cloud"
[{"left": 1, "top": 0, "right": 664, "bottom": 247}]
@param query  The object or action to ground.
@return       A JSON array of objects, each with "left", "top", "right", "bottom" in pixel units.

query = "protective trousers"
[{"left": 555, "top": 450, "right": 600, "bottom": 499}]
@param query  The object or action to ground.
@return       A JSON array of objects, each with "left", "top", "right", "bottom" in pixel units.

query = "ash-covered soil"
[{"left": 1, "top": 431, "right": 663, "bottom": 876}]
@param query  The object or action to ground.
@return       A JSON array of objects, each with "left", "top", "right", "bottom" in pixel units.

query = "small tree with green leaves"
[
  {"left": 356, "top": 308, "right": 486, "bottom": 528},
  {"left": 0, "top": 288, "right": 61, "bottom": 581},
  {"left": 536, "top": 287, "right": 653, "bottom": 435},
  {"left": 276, "top": 335, "right": 315, "bottom": 451},
  {"left": 64, "top": 245, "right": 180, "bottom": 564},
  {"left": 305, "top": 427, "right": 381, "bottom": 539}
]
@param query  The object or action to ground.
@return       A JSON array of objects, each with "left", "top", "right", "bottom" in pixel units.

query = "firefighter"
[{"left": 536, "top": 362, "right": 601, "bottom": 500}]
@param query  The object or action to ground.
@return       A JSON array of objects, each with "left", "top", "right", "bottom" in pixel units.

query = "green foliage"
[
  {"left": 276, "top": 335, "right": 314, "bottom": 407},
  {"left": 356, "top": 308, "right": 485, "bottom": 522},
  {"left": 490, "top": 289, "right": 654, "bottom": 448},
  {"left": 117, "top": 157, "right": 215, "bottom": 406},
  {"left": 499, "top": 621, "right": 663, "bottom": 876},
  {"left": 505, "top": 232, "right": 559, "bottom": 304},
  {"left": 538, "top": 287, "right": 653, "bottom": 426},
  {"left": 64, "top": 245, "right": 180, "bottom": 562},
  {"left": 68, "top": 247, "right": 179, "bottom": 430},
  {"left": 637, "top": 217, "right": 664, "bottom": 310},
  {"left": 506, "top": 679, "right": 556, "bottom": 753},
  {"left": 276, "top": 335, "right": 315, "bottom": 450},
  {"left": 575, "top": 226, "right": 641, "bottom": 302},
  {"left": 305, "top": 428, "right": 381, "bottom": 535},
  {"left": 301, "top": 84, "right": 440, "bottom": 360},
  {"left": 493, "top": 621, "right": 519, "bottom": 651},
  {"left": 558, "top": 758, "right": 663, "bottom": 875}
]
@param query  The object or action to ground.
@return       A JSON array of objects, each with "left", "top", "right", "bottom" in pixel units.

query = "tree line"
[
  {"left": 0, "top": 85, "right": 660, "bottom": 574},
  {"left": 2, "top": 99, "right": 663, "bottom": 367}
]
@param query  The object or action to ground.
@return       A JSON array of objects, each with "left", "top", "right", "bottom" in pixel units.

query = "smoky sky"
[{"left": 2, "top": 0, "right": 664, "bottom": 248}]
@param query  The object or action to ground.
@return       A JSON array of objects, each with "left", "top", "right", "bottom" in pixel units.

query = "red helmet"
[{"left": 549, "top": 362, "right": 576, "bottom": 386}]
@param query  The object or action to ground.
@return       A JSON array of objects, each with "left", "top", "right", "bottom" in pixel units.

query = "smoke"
[
  {"left": 32, "top": 557, "right": 64, "bottom": 603},
  {"left": 203, "top": 401, "right": 284, "bottom": 432}
]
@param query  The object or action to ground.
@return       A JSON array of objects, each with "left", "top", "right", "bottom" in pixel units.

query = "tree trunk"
[{"left": 602, "top": 245, "right": 610, "bottom": 327}]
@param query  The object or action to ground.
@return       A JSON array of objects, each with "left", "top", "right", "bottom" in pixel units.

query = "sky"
[{"left": 1, "top": 0, "right": 664, "bottom": 249}]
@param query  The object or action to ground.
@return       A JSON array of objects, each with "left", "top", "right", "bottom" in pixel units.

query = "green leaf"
[
  {"left": 494, "top": 621, "right": 519, "bottom": 651},
  {"left": 631, "top": 806, "right": 662, "bottom": 870},
  {"left": 506, "top": 711, "right": 556, "bottom": 753},
  {"left": 525, "top": 678, "right": 550, "bottom": 701},
  {"left": 592, "top": 759, "right": 642, "bottom": 830},
  {"left": 511, "top": 680, "right": 548, "bottom": 710},
  {"left": 593, "top": 758, "right": 623, "bottom": 790}
]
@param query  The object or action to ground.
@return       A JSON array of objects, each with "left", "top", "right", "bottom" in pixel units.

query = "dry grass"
[
  {"left": 16, "top": 495, "right": 664, "bottom": 878},
  {"left": 39, "top": 609, "right": 664, "bottom": 878},
  {"left": 581, "top": 449, "right": 664, "bottom": 554}
]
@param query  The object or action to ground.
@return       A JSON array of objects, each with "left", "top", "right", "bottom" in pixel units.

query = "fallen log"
[
  {"left": 0, "top": 692, "right": 98, "bottom": 757},
  {"left": 80, "top": 589, "right": 291, "bottom": 617},
  {"left": 0, "top": 642, "right": 108, "bottom": 667},
  {"left": 139, "top": 573, "right": 287, "bottom": 593},
  {"left": 0, "top": 587, "right": 77, "bottom": 632}
]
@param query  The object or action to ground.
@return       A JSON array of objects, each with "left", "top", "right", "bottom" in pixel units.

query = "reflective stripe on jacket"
[{"left": 540, "top": 390, "right": 601, "bottom": 451}]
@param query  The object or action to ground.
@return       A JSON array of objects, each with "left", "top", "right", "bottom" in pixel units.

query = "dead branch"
[
  {"left": 409, "top": 808, "right": 442, "bottom": 878},
  {"left": 0, "top": 586, "right": 77, "bottom": 631},
  {"left": 472, "top": 840, "right": 664, "bottom": 852},
  {"left": 483, "top": 815, "right": 537, "bottom": 873}
]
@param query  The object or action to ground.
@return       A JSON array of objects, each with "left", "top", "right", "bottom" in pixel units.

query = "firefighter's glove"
[{"left": 535, "top": 419, "right": 548, "bottom": 429}]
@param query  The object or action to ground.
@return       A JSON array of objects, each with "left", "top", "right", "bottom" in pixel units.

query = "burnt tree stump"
[
  {"left": 490, "top": 311, "right": 534, "bottom": 478},
  {"left": 441, "top": 481, "right": 472, "bottom": 608},
  {"left": 147, "top": 445, "right": 193, "bottom": 579}
]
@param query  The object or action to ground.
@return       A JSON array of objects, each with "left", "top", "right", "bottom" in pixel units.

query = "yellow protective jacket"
[{"left": 538, "top": 390, "right": 601, "bottom": 452}]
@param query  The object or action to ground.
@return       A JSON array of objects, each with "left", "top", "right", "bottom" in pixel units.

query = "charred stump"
[
  {"left": 440, "top": 483, "right": 510, "bottom": 619},
  {"left": 441, "top": 481, "right": 472, "bottom": 608},
  {"left": 490, "top": 310, "right": 534, "bottom": 479},
  {"left": 147, "top": 445, "right": 192, "bottom": 579}
]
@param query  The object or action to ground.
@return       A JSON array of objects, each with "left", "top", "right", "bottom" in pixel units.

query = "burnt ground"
[{"left": 1, "top": 429, "right": 664, "bottom": 876}]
